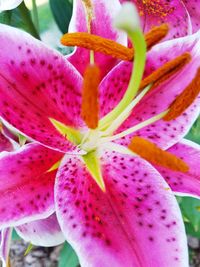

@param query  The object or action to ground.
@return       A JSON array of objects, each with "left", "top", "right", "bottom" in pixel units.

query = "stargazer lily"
[{"left": 0, "top": 0, "right": 200, "bottom": 266}]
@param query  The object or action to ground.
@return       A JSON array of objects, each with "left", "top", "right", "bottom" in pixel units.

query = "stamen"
[
  {"left": 61, "top": 33, "right": 134, "bottom": 61},
  {"left": 100, "top": 110, "right": 168, "bottom": 143},
  {"left": 128, "top": 136, "right": 189, "bottom": 172},
  {"left": 144, "top": 24, "right": 169, "bottom": 51},
  {"left": 61, "top": 24, "right": 168, "bottom": 61},
  {"left": 164, "top": 68, "right": 200, "bottom": 121},
  {"left": 81, "top": 64, "right": 100, "bottom": 129},
  {"left": 81, "top": 0, "right": 95, "bottom": 63},
  {"left": 140, "top": 52, "right": 191, "bottom": 90},
  {"left": 102, "top": 85, "right": 151, "bottom": 135},
  {"left": 100, "top": 3, "right": 147, "bottom": 128}
]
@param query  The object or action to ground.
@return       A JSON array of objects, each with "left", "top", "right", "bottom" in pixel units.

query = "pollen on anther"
[
  {"left": 140, "top": 52, "right": 191, "bottom": 90},
  {"left": 61, "top": 24, "right": 169, "bottom": 61},
  {"left": 164, "top": 67, "right": 200, "bottom": 121},
  {"left": 129, "top": 136, "right": 189, "bottom": 172},
  {"left": 81, "top": 64, "right": 100, "bottom": 129}
]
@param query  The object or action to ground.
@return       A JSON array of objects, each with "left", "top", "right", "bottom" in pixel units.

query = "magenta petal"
[
  {"left": 0, "top": 24, "right": 83, "bottom": 152},
  {"left": 0, "top": 131, "right": 13, "bottom": 152},
  {"left": 101, "top": 31, "right": 200, "bottom": 149},
  {"left": 0, "top": 143, "right": 62, "bottom": 228},
  {"left": 0, "top": 228, "right": 12, "bottom": 267},
  {"left": 15, "top": 213, "right": 64, "bottom": 247},
  {"left": 67, "top": 0, "right": 127, "bottom": 79},
  {"left": 120, "top": 0, "right": 191, "bottom": 40},
  {"left": 182, "top": 0, "right": 200, "bottom": 33},
  {"left": 154, "top": 139, "right": 200, "bottom": 198},
  {"left": 55, "top": 152, "right": 188, "bottom": 267}
]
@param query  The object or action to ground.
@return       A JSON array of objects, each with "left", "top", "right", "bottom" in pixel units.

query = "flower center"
[{"left": 50, "top": 2, "right": 200, "bottom": 191}]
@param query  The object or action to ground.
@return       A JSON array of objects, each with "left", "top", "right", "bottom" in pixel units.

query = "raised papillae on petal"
[
  {"left": 129, "top": 136, "right": 189, "bottom": 172},
  {"left": 164, "top": 68, "right": 200, "bottom": 121},
  {"left": 139, "top": 52, "right": 191, "bottom": 90},
  {"left": 0, "top": 24, "right": 83, "bottom": 153},
  {"left": 62, "top": 24, "right": 169, "bottom": 61},
  {"left": 81, "top": 64, "right": 100, "bottom": 129},
  {"left": 55, "top": 153, "right": 188, "bottom": 266}
]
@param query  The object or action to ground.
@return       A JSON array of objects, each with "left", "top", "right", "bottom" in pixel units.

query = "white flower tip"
[
  {"left": 0, "top": 0, "right": 23, "bottom": 12},
  {"left": 113, "top": 2, "right": 141, "bottom": 33}
]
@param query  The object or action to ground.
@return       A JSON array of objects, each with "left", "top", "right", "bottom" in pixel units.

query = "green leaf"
[
  {"left": 24, "top": 243, "right": 34, "bottom": 256},
  {"left": 59, "top": 242, "right": 79, "bottom": 267},
  {"left": 186, "top": 116, "right": 200, "bottom": 144},
  {"left": 0, "top": 11, "right": 12, "bottom": 24},
  {"left": 49, "top": 0, "right": 73, "bottom": 33},
  {"left": 179, "top": 196, "right": 200, "bottom": 238}
]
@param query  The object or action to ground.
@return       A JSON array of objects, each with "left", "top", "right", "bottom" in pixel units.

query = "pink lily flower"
[
  {"left": 119, "top": 0, "right": 200, "bottom": 39},
  {"left": 0, "top": 1, "right": 200, "bottom": 266}
]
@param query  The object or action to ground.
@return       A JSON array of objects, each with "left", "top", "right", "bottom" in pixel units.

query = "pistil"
[{"left": 99, "top": 3, "right": 147, "bottom": 128}]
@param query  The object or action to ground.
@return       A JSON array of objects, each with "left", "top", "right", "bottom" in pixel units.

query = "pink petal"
[
  {"left": 154, "top": 139, "right": 200, "bottom": 199},
  {"left": 67, "top": 0, "right": 127, "bottom": 79},
  {"left": 15, "top": 213, "right": 65, "bottom": 246},
  {"left": 55, "top": 152, "right": 188, "bottom": 267},
  {"left": 0, "top": 143, "right": 63, "bottom": 228},
  {"left": 0, "top": 228, "right": 12, "bottom": 267},
  {"left": 119, "top": 0, "right": 191, "bottom": 40},
  {"left": 0, "top": 131, "right": 13, "bottom": 152},
  {"left": 0, "top": 24, "right": 83, "bottom": 152},
  {"left": 182, "top": 0, "right": 200, "bottom": 33},
  {"left": 100, "top": 31, "right": 200, "bottom": 149}
]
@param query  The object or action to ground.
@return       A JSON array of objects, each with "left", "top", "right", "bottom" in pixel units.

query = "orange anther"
[
  {"left": 144, "top": 24, "right": 169, "bottom": 51},
  {"left": 81, "top": 64, "right": 100, "bottom": 129},
  {"left": 129, "top": 136, "right": 189, "bottom": 172},
  {"left": 164, "top": 68, "right": 200, "bottom": 121},
  {"left": 140, "top": 52, "right": 191, "bottom": 90}
]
